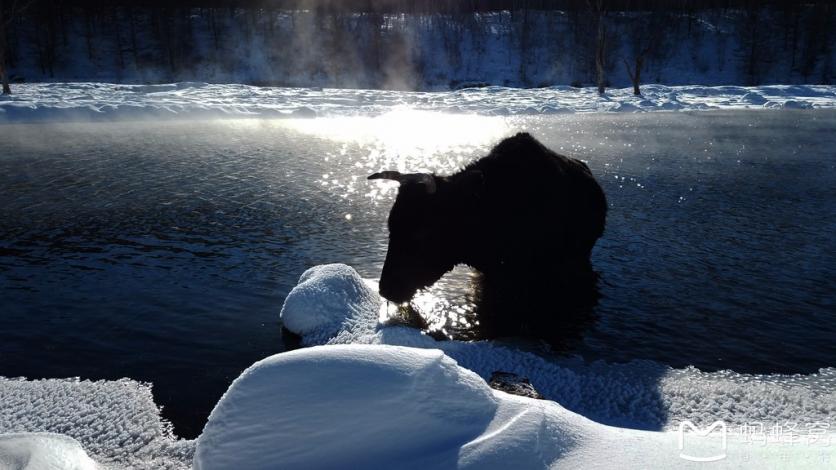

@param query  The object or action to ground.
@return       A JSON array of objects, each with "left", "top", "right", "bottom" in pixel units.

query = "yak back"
[{"left": 446, "top": 132, "right": 607, "bottom": 277}]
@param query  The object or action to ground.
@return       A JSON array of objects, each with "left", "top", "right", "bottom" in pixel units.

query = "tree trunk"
[
  {"left": 114, "top": 8, "right": 124, "bottom": 71},
  {"left": 127, "top": 7, "right": 137, "bottom": 63},
  {"left": 519, "top": 7, "right": 529, "bottom": 86},
  {"left": 1, "top": 62, "right": 9, "bottom": 95},
  {"left": 0, "top": 12, "right": 10, "bottom": 95},
  {"left": 622, "top": 60, "right": 635, "bottom": 96},
  {"left": 595, "top": 16, "right": 606, "bottom": 94},
  {"left": 632, "top": 56, "right": 642, "bottom": 96},
  {"left": 208, "top": 8, "right": 219, "bottom": 50}
]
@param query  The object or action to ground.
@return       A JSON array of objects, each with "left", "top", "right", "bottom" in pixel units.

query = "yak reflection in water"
[{"left": 384, "top": 266, "right": 600, "bottom": 353}]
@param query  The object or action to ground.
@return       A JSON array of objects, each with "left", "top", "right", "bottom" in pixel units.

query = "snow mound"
[
  {"left": 195, "top": 344, "right": 834, "bottom": 469},
  {"left": 280, "top": 264, "right": 836, "bottom": 432},
  {"left": 1, "top": 83, "right": 835, "bottom": 123},
  {"left": 0, "top": 433, "right": 97, "bottom": 470},
  {"left": 0, "top": 377, "right": 193, "bottom": 470},
  {"left": 194, "top": 345, "right": 500, "bottom": 470},
  {"left": 280, "top": 264, "right": 381, "bottom": 344}
]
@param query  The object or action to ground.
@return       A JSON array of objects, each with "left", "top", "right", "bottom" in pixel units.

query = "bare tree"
[
  {"left": 586, "top": 0, "right": 608, "bottom": 94},
  {"left": 0, "top": 0, "right": 32, "bottom": 95},
  {"left": 623, "top": 10, "right": 671, "bottom": 96},
  {"left": 0, "top": 1, "right": 13, "bottom": 95}
]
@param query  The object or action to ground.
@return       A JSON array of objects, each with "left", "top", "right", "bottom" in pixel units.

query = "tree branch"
[{"left": 3, "top": 0, "right": 34, "bottom": 27}]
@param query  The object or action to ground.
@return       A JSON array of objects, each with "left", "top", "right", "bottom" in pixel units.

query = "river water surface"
[{"left": 1, "top": 110, "right": 834, "bottom": 437}]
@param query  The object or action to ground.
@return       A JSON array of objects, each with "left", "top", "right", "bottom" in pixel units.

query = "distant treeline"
[
  {"left": 2, "top": 0, "right": 834, "bottom": 90},
  {"left": 23, "top": 0, "right": 834, "bottom": 13}
]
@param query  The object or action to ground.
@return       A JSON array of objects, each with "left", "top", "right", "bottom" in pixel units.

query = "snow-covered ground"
[
  {"left": 257, "top": 264, "right": 836, "bottom": 469},
  {"left": 213, "top": 263, "right": 832, "bottom": 468},
  {"left": 1, "top": 82, "right": 835, "bottom": 123},
  {"left": 193, "top": 344, "right": 832, "bottom": 470},
  {"left": 2, "top": 264, "right": 834, "bottom": 469}
]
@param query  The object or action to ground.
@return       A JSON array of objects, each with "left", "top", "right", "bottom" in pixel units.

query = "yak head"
[{"left": 369, "top": 170, "right": 480, "bottom": 304}]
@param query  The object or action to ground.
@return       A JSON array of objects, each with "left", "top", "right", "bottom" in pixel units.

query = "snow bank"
[
  {"left": 1, "top": 83, "right": 835, "bottom": 123},
  {"left": 280, "top": 264, "right": 836, "bottom": 433},
  {"left": 194, "top": 344, "right": 834, "bottom": 469},
  {"left": 194, "top": 345, "right": 499, "bottom": 470},
  {"left": 0, "top": 377, "right": 193, "bottom": 470},
  {"left": 0, "top": 433, "right": 97, "bottom": 470},
  {"left": 2, "top": 263, "right": 832, "bottom": 469},
  {"left": 280, "top": 264, "right": 381, "bottom": 345}
]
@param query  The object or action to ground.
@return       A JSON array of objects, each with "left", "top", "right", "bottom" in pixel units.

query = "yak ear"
[{"left": 368, "top": 171, "right": 403, "bottom": 181}]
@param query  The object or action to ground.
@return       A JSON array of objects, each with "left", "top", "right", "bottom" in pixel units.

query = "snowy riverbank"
[
  {"left": 3, "top": 264, "right": 833, "bottom": 469},
  {"left": 2, "top": 82, "right": 836, "bottom": 123}
]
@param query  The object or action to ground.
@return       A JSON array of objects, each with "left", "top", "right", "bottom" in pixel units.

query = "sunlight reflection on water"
[{"left": 286, "top": 108, "right": 512, "bottom": 203}]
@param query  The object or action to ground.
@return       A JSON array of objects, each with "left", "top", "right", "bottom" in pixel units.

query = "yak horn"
[
  {"left": 367, "top": 171, "right": 403, "bottom": 181},
  {"left": 368, "top": 171, "right": 436, "bottom": 193}
]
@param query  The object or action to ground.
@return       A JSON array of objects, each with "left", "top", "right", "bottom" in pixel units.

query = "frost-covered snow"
[
  {"left": 1, "top": 82, "right": 835, "bottom": 123},
  {"left": 282, "top": 265, "right": 836, "bottom": 433},
  {"left": 279, "top": 263, "right": 381, "bottom": 345},
  {"left": 0, "top": 377, "right": 193, "bottom": 470},
  {"left": 194, "top": 344, "right": 834, "bottom": 469},
  {"left": 0, "top": 433, "right": 98, "bottom": 470}
]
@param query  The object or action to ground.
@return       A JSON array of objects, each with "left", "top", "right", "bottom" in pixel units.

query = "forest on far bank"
[{"left": 1, "top": 0, "right": 834, "bottom": 92}]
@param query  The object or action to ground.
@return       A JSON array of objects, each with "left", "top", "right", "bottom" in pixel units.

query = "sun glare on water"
[
  {"left": 282, "top": 108, "right": 512, "bottom": 202},
  {"left": 288, "top": 107, "right": 510, "bottom": 151},
  {"left": 289, "top": 108, "right": 510, "bottom": 169}
]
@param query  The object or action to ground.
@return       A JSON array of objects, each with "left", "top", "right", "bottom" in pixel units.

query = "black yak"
[{"left": 369, "top": 132, "right": 607, "bottom": 336}]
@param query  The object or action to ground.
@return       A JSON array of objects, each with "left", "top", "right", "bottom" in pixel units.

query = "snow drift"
[
  {"left": 194, "top": 345, "right": 500, "bottom": 470},
  {"left": 1, "top": 83, "right": 835, "bottom": 123},
  {"left": 194, "top": 344, "right": 833, "bottom": 469}
]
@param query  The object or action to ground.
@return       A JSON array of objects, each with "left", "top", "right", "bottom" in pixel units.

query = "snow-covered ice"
[
  {"left": 194, "top": 343, "right": 834, "bottom": 469},
  {"left": 1, "top": 83, "right": 835, "bottom": 123}
]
